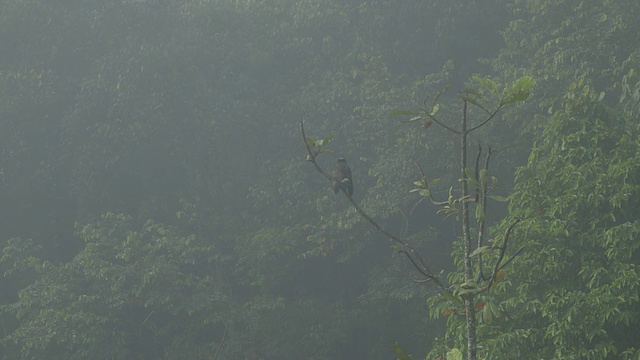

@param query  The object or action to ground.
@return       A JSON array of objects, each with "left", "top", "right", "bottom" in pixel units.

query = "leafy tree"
[
  {"left": 488, "top": 0, "right": 640, "bottom": 167},
  {"left": 474, "top": 79, "right": 640, "bottom": 359},
  {"left": 302, "top": 75, "right": 535, "bottom": 360},
  {"left": 1, "top": 212, "right": 230, "bottom": 359}
]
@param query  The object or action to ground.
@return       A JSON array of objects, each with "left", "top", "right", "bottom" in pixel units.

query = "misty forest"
[{"left": 1, "top": 1, "right": 639, "bottom": 359}]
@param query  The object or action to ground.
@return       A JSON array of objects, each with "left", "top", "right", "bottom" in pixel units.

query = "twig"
[
  {"left": 411, "top": 157, "right": 448, "bottom": 206},
  {"left": 490, "top": 217, "right": 523, "bottom": 281},
  {"left": 485, "top": 209, "right": 543, "bottom": 289},
  {"left": 499, "top": 246, "right": 525, "bottom": 271},
  {"left": 300, "top": 121, "right": 331, "bottom": 181},
  {"left": 467, "top": 106, "right": 502, "bottom": 133},
  {"left": 425, "top": 113, "right": 461, "bottom": 135},
  {"left": 211, "top": 323, "right": 228, "bottom": 360}
]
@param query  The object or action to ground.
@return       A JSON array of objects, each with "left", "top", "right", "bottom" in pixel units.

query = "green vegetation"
[
  {"left": 0, "top": 1, "right": 639, "bottom": 359},
  {"left": 304, "top": 75, "right": 535, "bottom": 360}
]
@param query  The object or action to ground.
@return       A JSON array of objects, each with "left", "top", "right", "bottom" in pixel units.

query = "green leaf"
[
  {"left": 460, "top": 94, "right": 490, "bottom": 113},
  {"left": 432, "top": 84, "right": 451, "bottom": 104},
  {"left": 505, "top": 90, "right": 531, "bottom": 104},
  {"left": 483, "top": 303, "right": 493, "bottom": 324},
  {"left": 456, "top": 287, "right": 478, "bottom": 296},
  {"left": 473, "top": 76, "right": 499, "bottom": 96},
  {"left": 419, "top": 189, "right": 431, "bottom": 197},
  {"left": 470, "top": 246, "right": 491, "bottom": 257},
  {"left": 321, "top": 134, "right": 334, "bottom": 144},
  {"left": 446, "top": 348, "right": 463, "bottom": 360},
  {"left": 505, "top": 76, "right": 536, "bottom": 104},
  {"left": 479, "top": 168, "right": 489, "bottom": 187},
  {"left": 475, "top": 204, "right": 485, "bottom": 222},
  {"left": 305, "top": 136, "right": 316, "bottom": 146},
  {"left": 442, "top": 290, "right": 464, "bottom": 306},
  {"left": 459, "top": 280, "right": 481, "bottom": 289},
  {"left": 484, "top": 301, "right": 501, "bottom": 324},
  {"left": 429, "top": 103, "right": 440, "bottom": 116},
  {"left": 392, "top": 343, "right": 413, "bottom": 360},
  {"left": 489, "top": 195, "right": 509, "bottom": 202},
  {"left": 464, "top": 167, "right": 479, "bottom": 190},
  {"left": 428, "top": 178, "right": 442, "bottom": 187},
  {"left": 511, "top": 75, "right": 536, "bottom": 93},
  {"left": 463, "top": 87, "right": 483, "bottom": 98}
]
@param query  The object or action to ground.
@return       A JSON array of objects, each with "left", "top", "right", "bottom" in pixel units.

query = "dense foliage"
[{"left": 1, "top": 0, "right": 639, "bottom": 359}]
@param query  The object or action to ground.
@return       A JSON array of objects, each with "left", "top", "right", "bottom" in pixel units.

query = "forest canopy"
[{"left": 0, "top": 1, "right": 639, "bottom": 359}]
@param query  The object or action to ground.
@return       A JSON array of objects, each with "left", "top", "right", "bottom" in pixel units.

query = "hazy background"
[{"left": 1, "top": 1, "right": 639, "bottom": 359}]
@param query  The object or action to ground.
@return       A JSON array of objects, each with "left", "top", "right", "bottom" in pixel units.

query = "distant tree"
[{"left": 0, "top": 211, "right": 231, "bottom": 359}]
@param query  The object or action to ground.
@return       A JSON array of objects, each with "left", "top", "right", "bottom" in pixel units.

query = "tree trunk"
[{"left": 460, "top": 101, "right": 477, "bottom": 360}]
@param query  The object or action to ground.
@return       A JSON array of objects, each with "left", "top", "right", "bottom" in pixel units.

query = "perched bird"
[{"left": 331, "top": 158, "right": 353, "bottom": 196}]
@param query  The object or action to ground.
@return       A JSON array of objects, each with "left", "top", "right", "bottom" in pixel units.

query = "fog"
[{"left": 1, "top": 1, "right": 639, "bottom": 359}]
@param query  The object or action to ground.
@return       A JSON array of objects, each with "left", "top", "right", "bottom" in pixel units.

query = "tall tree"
[
  {"left": 475, "top": 79, "right": 640, "bottom": 359},
  {"left": 303, "top": 75, "right": 535, "bottom": 360}
]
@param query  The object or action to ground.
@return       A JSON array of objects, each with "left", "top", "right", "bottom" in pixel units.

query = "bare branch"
[
  {"left": 425, "top": 113, "right": 461, "bottom": 135},
  {"left": 484, "top": 209, "right": 543, "bottom": 289},
  {"left": 499, "top": 246, "right": 525, "bottom": 271},
  {"left": 467, "top": 106, "right": 501, "bottom": 133},
  {"left": 301, "top": 122, "right": 447, "bottom": 292},
  {"left": 212, "top": 323, "right": 228, "bottom": 360},
  {"left": 398, "top": 250, "right": 434, "bottom": 281},
  {"left": 491, "top": 217, "right": 523, "bottom": 279},
  {"left": 345, "top": 194, "right": 446, "bottom": 291}
]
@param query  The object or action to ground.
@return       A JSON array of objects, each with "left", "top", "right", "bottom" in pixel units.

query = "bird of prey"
[{"left": 331, "top": 158, "right": 353, "bottom": 196}]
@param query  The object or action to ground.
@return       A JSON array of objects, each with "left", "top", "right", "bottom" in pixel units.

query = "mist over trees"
[{"left": 0, "top": 1, "right": 639, "bottom": 359}]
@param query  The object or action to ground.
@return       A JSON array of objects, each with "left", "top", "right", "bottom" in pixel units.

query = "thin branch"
[
  {"left": 499, "top": 246, "right": 525, "bottom": 271},
  {"left": 411, "top": 157, "right": 449, "bottom": 206},
  {"left": 409, "top": 194, "right": 428, "bottom": 216},
  {"left": 467, "top": 105, "right": 502, "bottom": 133},
  {"left": 397, "top": 260, "right": 434, "bottom": 283},
  {"left": 211, "top": 323, "right": 228, "bottom": 360},
  {"left": 301, "top": 122, "right": 447, "bottom": 292},
  {"left": 478, "top": 210, "right": 543, "bottom": 291},
  {"left": 490, "top": 217, "right": 523, "bottom": 280},
  {"left": 486, "top": 209, "right": 542, "bottom": 288},
  {"left": 425, "top": 113, "right": 461, "bottom": 135},
  {"left": 300, "top": 121, "right": 331, "bottom": 181},
  {"left": 345, "top": 193, "right": 445, "bottom": 290},
  {"left": 398, "top": 250, "right": 433, "bottom": 281}
]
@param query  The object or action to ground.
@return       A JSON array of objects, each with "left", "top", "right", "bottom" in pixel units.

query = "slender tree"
[{"left": 302, "top": 75, "right": 536, "bottom": 360}]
